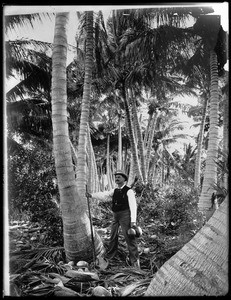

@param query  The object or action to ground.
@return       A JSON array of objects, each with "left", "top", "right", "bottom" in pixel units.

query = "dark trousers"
[{"left": 105, "top": 209, "right": 139, "bottom": 264}]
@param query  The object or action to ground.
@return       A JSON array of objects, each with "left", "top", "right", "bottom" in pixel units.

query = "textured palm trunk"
[
  {"left": 145, "top": 196, "right": 228, "bottom": 296},
  {"left": 86, "top": 124, "right": 100, "bottom": 193},
  {"left": 76, "top": 11, "right": 94, "bottom": 197},
  {"left": 198, "top": 50, "right": 219, "bottom": 217},
  {"left": 52, "top": 12, "right": 103, "bottom": 263},
  {"left": 127, "top": 156, "right": 135, "bottom": 186},
  {"left": 70, "top": 140, "right": 78, "bottom": 178},
  {"left": 106, "top": 133, "right": 113, "bottom": 190},
  {"left": 150, "top": 149, "right": 159, "bottom": 186},
  {"left": 194, "top": 96, "right": 208, "bottom": 189},
  {"left": 122, "top": 84, "right": 143, "bottom": 181},
  {"left": 129, "top": 88, "right": 147, "bottom": 183},
  {"left": 145, "top": 111, "right": 159, "bottom": 176},
  {"left": 143, "top": 112, "right": 153, "bottom": 149},
  {"left": 74, "top": 10, "right": 104, "bottom": 259},
  {"left": 222, "top": 86, "right": 228, "bottom": 190},
  {"left": 117, "top": 113, "right": 123, "bottom": 170}
]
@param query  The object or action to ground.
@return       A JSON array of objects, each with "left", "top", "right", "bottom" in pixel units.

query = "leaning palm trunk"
[
  {"left": 145, "top": 196, "right": 228, "bottom": 296},
  {"left": 52, "top": 12, "right": 104, "bottom": 262},
  {"left": 198, "top": 50, "right": 219, "bottom": 218},
  {"left": 222, "top": 82, "right": 228, "bottom": 190},
  {"left": 194, "top": 96, "right": 208, "bottom": 189}
]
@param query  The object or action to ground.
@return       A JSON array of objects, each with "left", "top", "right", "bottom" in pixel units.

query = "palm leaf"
[{"left": 4, "top": 12, "right": 53, "bottom": 34}]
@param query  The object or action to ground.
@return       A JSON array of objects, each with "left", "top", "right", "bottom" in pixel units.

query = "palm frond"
[
  {"left": 6, "top": 67, "right": 51, "bottom": 102},
  {"left": 4, "top": 12, "right": 54, "bottom": 34},
  {"left": 5, "top": 39, "right": 52, "bottom": 79},
  {"left": 12, "top": 247, "right": 65, "bottom": 274}
]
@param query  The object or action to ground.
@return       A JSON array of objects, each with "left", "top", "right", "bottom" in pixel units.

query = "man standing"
[{"left": 88, "top": 170, "right": 140, "bottom": 268}]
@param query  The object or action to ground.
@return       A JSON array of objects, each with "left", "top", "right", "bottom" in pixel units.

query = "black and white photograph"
[{"left": 3, "top": 3, "right": 229, "bottom": 296}]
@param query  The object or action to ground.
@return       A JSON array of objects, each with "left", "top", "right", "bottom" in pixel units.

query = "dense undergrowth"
[
  {"left": 8, "top": 143, "right": 207, "bottom": 296},
  {"left": 8, "top": 178, "right": 206, "bottom": 296}
]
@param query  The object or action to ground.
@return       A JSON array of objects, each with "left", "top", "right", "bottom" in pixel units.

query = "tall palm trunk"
[
  {"left": 222, "top": 83, "right": 228, "bottom": 190},
  {"left": 198, "top": 50, "right": 219, "bottom": 218},
  {"left": 76, "top": 11, "right": 94, "bottom": 197},
  {"left": 86, "top": 124, "right": 100, "bottom": 193},
  {"left": 122, "top": 83, "right": 143, "bottom": 181},
  {"left": 145, "top": 111, "right": 159, "bottom": 176},
  {"left": 194, "top": 96, "right": 208, "bottom": 189},
  {"left": 117, "top": 112, "right": 123, "bottom": 170},
  {"left": 143, "top": 111, "right": 153, "bottom": 148},
  {"left": 106, "top": 133, "right": 113, "bottom": 190},
  {"left": 129, "top": 88, "right": 147, "bottom": 183},
  {"left": 75, "top": 10, "right": 104, "bottom": 259},
  {"left": 52, "top": 12, "right": 98, "bottom": 262}
]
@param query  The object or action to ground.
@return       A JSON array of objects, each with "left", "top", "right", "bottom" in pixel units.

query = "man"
[{"left": 88, "top": 170, "right": 140, "bottom": 268}]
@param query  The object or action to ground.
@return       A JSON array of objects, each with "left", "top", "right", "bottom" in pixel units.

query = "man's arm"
[
  {"left": 89, "top": 189, "right": 114, "bottom": 201},
  {"left": 127, "top": 189, "right": 137, "bottom": 225}
]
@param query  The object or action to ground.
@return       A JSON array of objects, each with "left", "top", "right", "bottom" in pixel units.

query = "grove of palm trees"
[{"left": 5, "top": 4, "right": 228, "bottom": 296}]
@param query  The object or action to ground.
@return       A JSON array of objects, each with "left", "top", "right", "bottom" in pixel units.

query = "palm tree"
[
  {"left": 145, "top": 196, "right": 228, "bottom": 296},
  {"left": 129, "top": 89, "right": 147, "bottom": 183},
  {"left": 193, "top": 15, "right": 227, "bottom": 217},
  {"left": 5, "top": 39, "right": 52, "bottom": 101},
  {"left": 5, "top": 14, "right": 55, "bottom": 149},
  {"left": 193, "top": 93, "right": 208, "bottom": 189},
  {"left": 221, "top": 73, "right": 228, "bottom": 190},
  {"left": 51, "top": 11, "right": 103, "bottom": 263},
  {"left": 76, "top": 11, "right": 95, "bottom": 197}
]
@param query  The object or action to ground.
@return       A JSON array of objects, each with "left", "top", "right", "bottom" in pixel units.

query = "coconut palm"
[
  {"left": 51, "top": 11, "right": 103, "bottom": 262},
  {"left": 193, "top": 93, "right": 209, "bottom": 189},
  {"left": 5, "top": 39, "right": 52, "bottom": 101},
  {"left": 221, "top": 81, "right": 228, "bottom": 190},
  {"left": 145, "top": 196, "right": 228, "bottom": 296},
  {"left": 5, "top": 14, "right": 55, "bottom": 149},
  {"left": 192, "top": 15, "right": 227, "bottom": 216}
]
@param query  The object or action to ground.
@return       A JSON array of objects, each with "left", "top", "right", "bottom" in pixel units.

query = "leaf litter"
[{"left": 9, "top": 201, "right": 190, "bottom": 297}]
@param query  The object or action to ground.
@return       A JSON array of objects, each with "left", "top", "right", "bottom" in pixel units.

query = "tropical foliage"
[{"left": 5, "top": 5, "right": 228, "bottom": 297}]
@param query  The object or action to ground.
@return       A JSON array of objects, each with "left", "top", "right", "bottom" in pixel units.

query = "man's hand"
[
  {"left": 131, "top": 222, "right": 136, "bottom": 228},
  {"left": 86, "top": 192, "right": 92, "bottom": 198}
]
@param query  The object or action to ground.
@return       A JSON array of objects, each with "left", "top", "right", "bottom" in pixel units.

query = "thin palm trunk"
[
  {"left": 143, "top": 112, "right": 153, "bottom": 148},
  {"left": 106, "top": 133, "right": 113, "bottom": 190},
  {"left": 198, "top": 50, "right": 219, "bottom": 218},
  {"left": 117, "top": 113, "right": 123, "bottom": 170},
  {"left": 74, "top": 10, "right": 104, "bottom": 258},
  {"left": 76, "top": 10, "right": 94, "bottom": 197},
  {"left": 129, "top": 88, "right": 147, "bottom": 183},
  {"left": 194, "top": 96, "right": 208, "bottom": 189},
  {"left": 127, "top": 156, "right": 135, "bottom": 186},
  {"left": 86, "top": 124, "right": 100, "bottom": 192},
  {"left": 122, "top": 84, "right": 143, "bottom": 181},
  {"left": 146, "top": 111, "right": 159, "bottom": 176},
  {"left": 222, "top": 85, "right": 228, "bottom": 190}
]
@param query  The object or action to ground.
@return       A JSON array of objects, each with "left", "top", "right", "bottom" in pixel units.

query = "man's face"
[{"left": 115, "top": 174, "right": 126, "bottom": 185}]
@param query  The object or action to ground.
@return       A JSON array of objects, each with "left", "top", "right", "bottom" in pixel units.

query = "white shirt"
[{"left": 91, "top": 184, "right": 137, "bottom": 223}]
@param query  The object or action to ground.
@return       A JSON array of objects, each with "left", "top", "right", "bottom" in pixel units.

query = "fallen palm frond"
[
  {"left": 12, "top": 247, "right": 65, "bottom": 274},
  {"left": 117, "top": 278, "right": 151, "bottom": 296}
]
